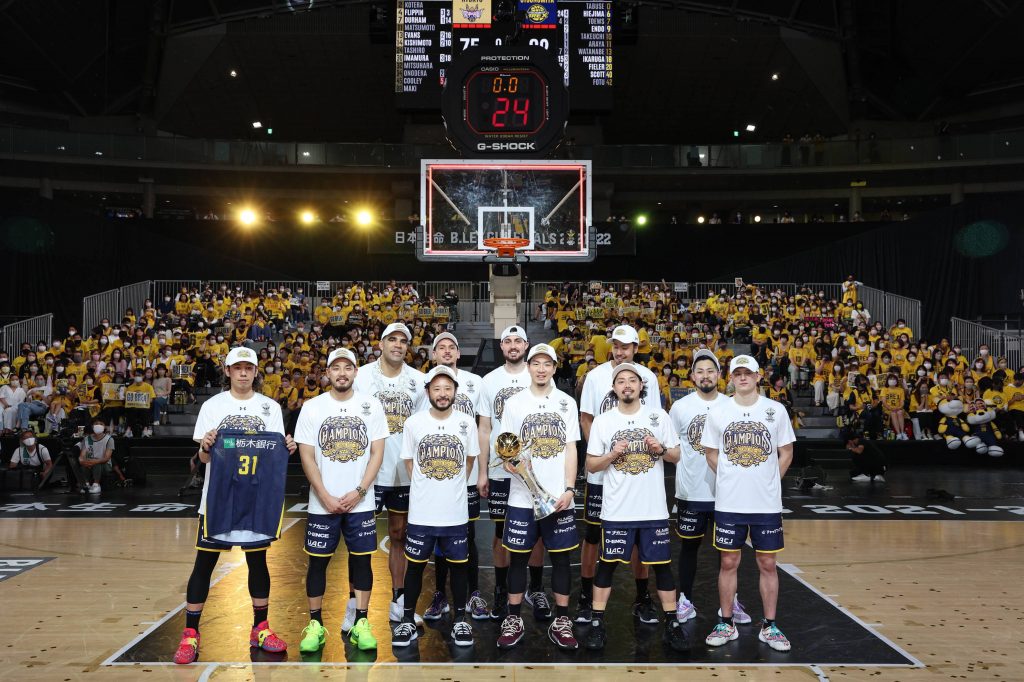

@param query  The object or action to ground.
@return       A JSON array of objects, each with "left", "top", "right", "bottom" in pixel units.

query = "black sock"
[
  {"left": 663, "top": 609, "right": 675, "bottom": 624},
  {"left": 763, "top": 618, "right": 775, "bottom": 628},
  {"left": 592, "top": 609, "right": 605, "bottom": 625},
  {"left": 635, "top": 578, "right": 648, "bottom": 601},
  {"left": 720, "top": 614, "right": 733, "bottom": 626},
  {"left": 348, "top": 589, "right": 355, "bottom": 600},
  {"left": 556, "top": 604, "right": 569, "bottom": 618},
  {"left": 403, "top": 607, "right": 416, "bottom": 624},
  {"left": 455, "top": 606, "right": 467, "bottom": 622},
  {"left": 310, "top": 608, "right": 323, "bottom": 625},
  {"left": 509, "top": 601, "right": 522, "bottom": 616},
  {"left": 580, "top": 576, "right": 593, "bottom": 599},
  {"left": 529, "top": 565, "right": 543, "bottom": 592},
  {"left": 356, "top": 608, "right": 368, "bottom": 622},
  {"left": 393, "top": 588, "right": 404, "bottom": 602},
  {"left": 495, "top": 566, "right": 509, "bottom": 593},
  {"left": 253, "top": 604, "right": 268, "bottom": 627},
  {"left": 185, "top": 608, "right": 202, "bottom": 631}
]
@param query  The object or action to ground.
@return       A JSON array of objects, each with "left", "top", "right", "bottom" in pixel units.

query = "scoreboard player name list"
[{"left": 396, "top": 0, "right": 451, "bottom": 93}]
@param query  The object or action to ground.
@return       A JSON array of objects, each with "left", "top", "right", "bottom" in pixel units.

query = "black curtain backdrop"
[{"left": 2, "top": 194, "right": 1021, "bottom": 339}]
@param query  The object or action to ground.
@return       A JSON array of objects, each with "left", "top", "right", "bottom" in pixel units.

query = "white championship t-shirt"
[
  {"left": 449, "top": 367, "right": 486, "bottom": 484},
  {"left": 479, "top": 363, "right": 530, "bottom": 482},
  {"left": 587, "top": 405, "right": 680, "bottom": 522},
  {"left": 294, "top": 389, "right": 390, "bottom": 515},
  {"left": 669, "top": 392, "right": 730, "bottom": 504},
  {"left": 699, "top": 395, "right": 796, "bottom": 516},
  {"left": 500, "top": 387, "right": 581, "bottom": 511},
  {"left": 352, "top": 359, "right": 426, "bottom": 488},
  {"left": 579, "top": 360, "right": 659, "bottom": 486},
  {"left": 193, "top": 390, "right": 286, "bottom": 515},
  {"left": 401, "top": 409, "right": 480, "bottom": 527}
]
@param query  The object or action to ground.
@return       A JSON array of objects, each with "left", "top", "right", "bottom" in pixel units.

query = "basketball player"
[
  {"left": 668, "top": 349, "right": 752, "bottom": 624},
  {"left": 174, "top": 347, "right": 297, "bottom": 665},
  {"left": 479, "top": 326, "right": 550, "bottom": 620},
  {"left": 425, "top": 332, "right": 491, "bottom": 620},
  {"left": 352, "top": 322, "right": 426, "bottom": 626},
  {"left": 295, "top": 348, "right": 388, "bottom": 653},
  {"left": 585, "top": 363, "right": 689, "bottom": 652},
  {"left": 701, "top": 355, "right": 794, "bottom": 652},
  {"left": 393, "top": 366, "right": 479, "bottom": 648},
  {"left": 496, "top": 344, "right": 581, "bottom": 650},
  {"left": 578, "top": 325, "right": 660, "bottom": 624}
]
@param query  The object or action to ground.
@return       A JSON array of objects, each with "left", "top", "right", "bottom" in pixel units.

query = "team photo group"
[{"left": 174, "top": 320, "right": 794, "bottom": 664}]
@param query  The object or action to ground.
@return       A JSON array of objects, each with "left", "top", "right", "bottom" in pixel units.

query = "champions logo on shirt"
[
  {"left": 417, "top": 433, "right": 465, "bottom": 481},
  {"left": 376, "top": 390, "right": 414, "bottom": 434},
  {"left": 217, "top": 414, "right": 266, "bottom": 433},
  {"left": 599, "top": 391, "right": 619, "bottom": 414},
  {"left": 453, "top": 392, "right": 476, "bottom": 417},
  {"left": 317, "top": 416, "right": 369, "bottom": 463},
  {"left": 493, "top": 386, "right": 525, "bottom": 420},
  {"left": 686, "top": 414, "right": 707, "bottom": 457},
  {"left": 520, "top": 413, "right": 566, "bottom": 459},
  {"left": 722, "top": 421, "right": 772, "bottom": 468},
  {"left": 610, "top": 427, "right": 656, "bottom": 475}
]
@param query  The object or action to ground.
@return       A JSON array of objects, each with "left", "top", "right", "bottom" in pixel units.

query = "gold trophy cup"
[{"left": 491, "top": 432, "right": 561, "bottom": 520}]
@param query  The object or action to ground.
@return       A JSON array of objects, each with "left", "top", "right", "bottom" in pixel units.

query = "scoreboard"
[{"left": 395, "top": 0, "right": 613, "bottom": 111}]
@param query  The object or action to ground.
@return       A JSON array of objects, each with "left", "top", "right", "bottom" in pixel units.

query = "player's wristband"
[
  {"left": 564, "top": 487, "right": 576, "bottom": 496},
  {"left": 355, "top": 485, "right": 367, "bottom": 498}
]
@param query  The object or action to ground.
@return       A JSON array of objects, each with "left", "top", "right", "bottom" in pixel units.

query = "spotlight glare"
[
  {"left": 300, "top": 210, "right": 316, "bottom": 225},
  {"left": 754, "top": 215, "right": 762, "bottom": 223},
  {"left": 230, "top": 69, "right": 238, "bottom": 78},
  {"left": 771, "top": 72, "right": 779, "bottom": 81},
  {"left": 252, "top": 121, "right": 262, "bottom": 129},
  {"left": 745, "top": 124, "right": 756, "bottom": 132},
  {"left": 355, "top": 209, "right": 373, "bottom": 226},
  {"left": 238, "top": 208, "right": 257, "bottom": 226},
  {"left": 697, "top": 215, "right": 706, "bottom": 224},
  {"left": 636, "top": 214, "right": 648, "bottom": 226}
]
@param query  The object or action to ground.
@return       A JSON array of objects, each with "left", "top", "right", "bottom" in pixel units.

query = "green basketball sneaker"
[
  {"left": 349, "top": 617, "right": 377, "bottom": 650},
  {"left": 299, "top": 619, "right": 327, "bottom": 653}
]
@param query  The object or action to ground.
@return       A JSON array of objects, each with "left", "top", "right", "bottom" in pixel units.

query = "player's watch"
[
  {"left": 355, "top": 485, "right": 368, "bottom": 498},
  {"left": 563, "top": 486, "right": 576, "bottom": 496}
]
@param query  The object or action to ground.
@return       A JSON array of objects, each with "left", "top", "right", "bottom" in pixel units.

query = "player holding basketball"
[
  {"left": 424, "top": 332, "right": 491, "bottom": 620},
  {"left": 174, "top": 347, "right": 297, "bottom": 665},
  {"left": 701, "top": 355, "right": 794, "bottom": 652},
  {"left": 352, "top": 322, "right": 426, "bottom": 627},
  {"left": 295, "top": 348, "right": 388, "bottom": 653},
  {"left": 584, "top": 363, "right": 688, "bottom": 653},
  {"left": 393, "top": 366, "right": 480, "bottom": 648},
  {"left": 668, "top": 349, "right": 752, "bottom": 624}
]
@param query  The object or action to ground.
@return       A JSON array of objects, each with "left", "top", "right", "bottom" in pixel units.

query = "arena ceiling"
[{"left": 1, "top": 0, "right": 1022, "bottom": 144}]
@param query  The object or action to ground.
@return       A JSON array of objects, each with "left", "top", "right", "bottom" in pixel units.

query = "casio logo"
[{"left": 477, "top": 142, "right": 537, "bottom": 151}]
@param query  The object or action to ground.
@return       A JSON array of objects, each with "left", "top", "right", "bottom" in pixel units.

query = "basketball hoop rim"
[{"left": 482, "top": 236, "right": 531, "bottom": 258}]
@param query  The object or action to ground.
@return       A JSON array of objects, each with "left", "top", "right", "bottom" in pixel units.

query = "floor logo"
[{"left": 0, "top": 557, "right": 55, "bottom": 581}]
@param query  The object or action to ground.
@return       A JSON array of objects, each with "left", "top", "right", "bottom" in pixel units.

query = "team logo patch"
[
  {"left": 686, "top": 414, "right": 707, "bottom": 456},
  {"left": 407, "top": 378, "right": 416, "bottom": 392},
  {"left": 361, "top": 402, "right": 372, "bottom": 416},
  {"left": 610, "top": 427, "right": 657, "bottom": 475},
  {"left": 559, "top": 399, "right": 569, "bottom": 414},
  {"left": 466, "top": 380, "right": 475, "bottom": 392},
  {"left": 525, "top": 3, "right": 549, "bottom": 23},
  {"left": 217, "top": 414, "right": 265, "bottom": 434},
  {"left": 376, "top": 390, "right": 414, "bottom": 434},
  {"left": 649, "top": 413, "right": 660, "bottom": 427},
  {"left": 493, "top": 385, "right": 525, "bottom": 421},
  {"left": 461, "top": 3, "right": 483, "bottom": 21},
  {"left": 599, "top": 391, "right": 619, "bottom": 414},
  {"left": 261, "top": 402, "right": 271, "bottom": 417},
  {"left": 520, "top": 412, "right": 567, "bottom": 459},
  {"left": 722, "top": 421, "right": 772, "bottom": 468},
  {"left": 318, "top": 416, "right": 368, "bottom": 463},
  {"left": 765, "top": 408, "right": 776, "bottom": 423},
  {"left": 459, "top": 420, "right": 469, "bottom": 436},
  {"left": 417, "top": 433, "right": 465, "bottom": 481}
]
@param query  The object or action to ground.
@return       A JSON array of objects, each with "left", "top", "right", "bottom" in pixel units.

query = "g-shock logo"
[{"left": 477, "top": 142, "right": 537, "bottom": 151}]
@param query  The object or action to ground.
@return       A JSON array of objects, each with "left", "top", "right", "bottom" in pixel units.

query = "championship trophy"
[{"left": 491, "top": 432, "right": 560, "bottom": 520}]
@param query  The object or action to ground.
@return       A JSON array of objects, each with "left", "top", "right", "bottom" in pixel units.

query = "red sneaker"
[
  {"left": 250, "top": 620, "right": 288, "bottom": 652},
  {"left": 173, "top": 628, "right": 200, "bottom": 664}
]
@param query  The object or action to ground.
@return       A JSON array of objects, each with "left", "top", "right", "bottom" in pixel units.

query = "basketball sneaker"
[
  {"left": 705, "top": 622, "right": 738, "bottom": 647},
  {"left": 662, "top": 619, "right": 690, "bottom": 652},
  {"left": 349, "top": 617, "right": 377, "bottom": 650},
  {"left": 676, "top": 595, "right": 696, "bottom": 622},
  {"left": 466, "top": 590, "right": 491, "bottom": 619},
  {"left": 299, "top": 620, "right": 327, "bottom": 653},
  {"left": 758, "top": 621, "right": 791, "bottom": 651},
  {"left": 491, "top": 588, "right": 508, "bottom": 620},
  {"left": 451, "top": 620, "right": 474, "bottom": 647},
  {"left": 389, "top": 594, "right": 424, "bottom": 626},
  {"left": 585, "top": 619, "right": 607, "bottom": 650},
  {"left": 424, "top": 591, "right": 450, "bottom": 620},
  {"left": 341, "top": 597, "right": 357, "bottom": 633},
  {"left": 496, "top": 614, "right": 525, "bottom": 649},
  {"left": 717, "top": 597, "right": 752, "bottom": 624},
  {"left": 547, "top": 615, "right": 578, "bottom": 650},
  {"left": 525, "top": 590, "right": 553, "bottom": 620},
  {"left": 173, "top": 628, "right": 200, "bottom": 664},
  {"left": 391, "top": 621, "right": 418, "bottom": 647},
  {"left": 574, "top": 593, "right": 593, "bottom": 623},
  {"left": 250, "top": 621, "right": 287, "bottom": 652},
  {"left": 632, "top": 593, "right": 660, "bottom": 624}
]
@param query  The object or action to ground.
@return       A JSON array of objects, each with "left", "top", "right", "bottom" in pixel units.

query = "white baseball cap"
[
  {"left": 424, "top": 365, "right": 459, "bottom": 387},
  {"left": 500, "top": 325, "right": 528, "bottom": 342},
  {"left": 691, "top": 348, "right": 721, "bottom": 371},
  {"left": 327, "top": 348, "right": 358, "bottom": 367},
  {"left": 431, "top": 332, "right": 459, "bottom": 350},
  {"left": 611, "top": 362, "right": 643, "bottom": 381},
  {"left": 382, "top": 322, "right": 412, "bottom": 341},
  {"left": 611, "top": 325, "right": 639, "bottom": 345},
  {"left": 526, "top": 343, "right": 558, "bottom": 363},
  {"left": 729, "top": 354, "right": 760, "bottom": 374},
  {"left": 225, "top": 346, "right": 258, "bottom": 367}
]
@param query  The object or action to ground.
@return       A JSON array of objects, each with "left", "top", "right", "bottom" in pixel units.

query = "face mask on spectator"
[
  {"left": 93, "top": 425, "right": 105, "bottom": 435},
  {"left": 939, "top": 378, "right": 949, "bottom": 386},
  {"left": 917, "top": 369, "right": 926, "bottom": 376},
  {"left": 979, "top": 349, "right": 989, "bottom": 356},
  {"left": 887, "top": 379, "right": 897, "bottom": 386},
  {"left": 37, "top": 344, "right": 46, "bottom": 352},
  {"left": 975, "top": 362, "right": 984, "bottom": 370},
  {"left": 924, "top": 362, "right": 932, "bottom": 369},
  {"left": 965, "top": 382, "right": 974, "bottom": 389}
]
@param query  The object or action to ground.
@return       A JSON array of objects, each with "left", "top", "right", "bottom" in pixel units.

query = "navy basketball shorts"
[
  {"left": 675, "top": 499, "right": 715, "bottom": 539},
  {"left": 405, "top": 523, "right": 469, "bottom": 563},
  {"left": 467, "top": 485, "right": 481, "bottom": 521},
  {"left": 713, "top": 518, "right": 785, "bottom": 553},
  {"left": 584, "top": 482, "right": 603, "bottom": 526},
  {"left": 502, "top": 505, "right": 579, "bottom": 553},
  {"left": 304, "top": 511, "right": 377, "bottom": 557},
  {"left": 600, "top": 520, "right": 672, "bottom": 564},
  {"left": 374, "top": 486, "right": 410, "bottom": 516},
  {"left": 486, "top": 478, "right": 511, "bottom": 521},
  {"left": 195, "top": 514, "right": 271, "bottom": 552}
]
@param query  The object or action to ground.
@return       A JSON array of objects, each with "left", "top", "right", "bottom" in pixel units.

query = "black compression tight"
[
  {"left": 509, "top": 548, "right": 572, "bottom": 596},
  {"left": 594, "top": 559, "right": 673, "bottom": 592},
  {"left": 186, "top": 549, "right": 270, "bottom": 604}
]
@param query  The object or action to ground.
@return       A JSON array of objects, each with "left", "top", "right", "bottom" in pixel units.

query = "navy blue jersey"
[{"left": 203, "top": 430, "right": 290, "bottom": 547}]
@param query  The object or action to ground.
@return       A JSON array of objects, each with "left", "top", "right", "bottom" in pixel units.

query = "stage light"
[
  {"left": 266, "top": 128, "right": 273, "bottom": 135},
  {"left": 745, "top": 124, "right": 756, "bottom": 132},
  {"left": 636, "top": 214, "right": 648, "bottom": 226},
  {"left": 697, "top": 215, "right": 706, "bottom": 224},
  {"left": 252, "top": 121, "right": 262, "bottom": 129},
  {"left": 300, "top": 210, "right": 316, "bottom": 225},
  {"left": 238, "top": 208, "right": 258, "bottom": 226},
  {"left": 754, "top": 215, "right": 762, "bottom": 223},
  {"left": 230, "top": 69, "right": 238, "bottom": 78},
  {"left": 355, "top": 209, "right": 373, "bottom": 226},
  {"left": 771, "top": 72, "right": 779, "bottom": 81},
  {"left": 732, "top": 130, "right": 739, "bottom": 138}
]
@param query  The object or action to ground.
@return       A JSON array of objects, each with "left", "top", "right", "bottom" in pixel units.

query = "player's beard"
[
  {"left": 332, "top": 376, "right": 353, "bottom": 393},
  {"left": 429, "top": 395, "right": 453, "bottom": 412},
  {"left": 697, "top": 380, "right": 716, "bottom": 394},
  {"left": 619, "top": 393, "right": 636, "bottom": 404}
]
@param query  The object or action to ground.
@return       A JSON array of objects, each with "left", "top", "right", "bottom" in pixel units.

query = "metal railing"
[
  {"left": 855, "top": 285, "right": 922, "bottom": 337},
  {"left": 152, "top": 280, "right": 203, "bottom": 303},
  {"left": 951, "top": 318, "right": 1023, "bottom": 369},
  {"left": 1, "top": 314, "right": 53, "bottom": 357},
  {"left": 82, "top": 288, "right": 121, "bottom": 333},
  {"left": 120, "top": 280, "right": 153, "bottom": 319}
]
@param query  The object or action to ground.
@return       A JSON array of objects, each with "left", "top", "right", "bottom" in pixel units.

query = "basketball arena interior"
[{"left": 1, "top": 1, "right": 1023, "bottom": 680}]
